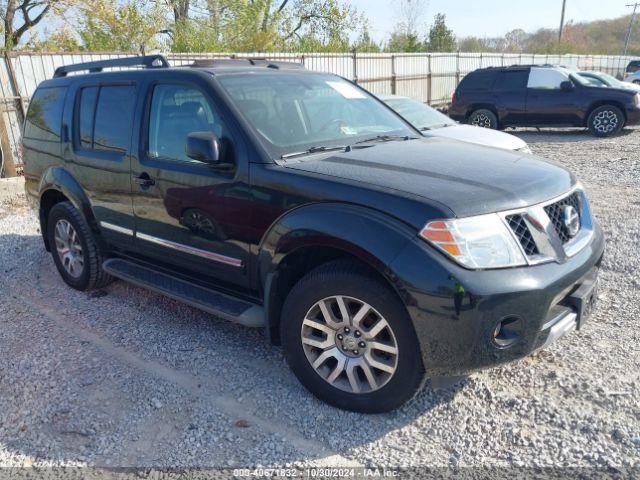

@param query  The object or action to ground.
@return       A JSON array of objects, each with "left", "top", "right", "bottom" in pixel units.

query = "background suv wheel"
[
  {"left": 281, "top": 260, "right": 425, "bottom": 413},
  {"left": 587, "top": 105, "right": 624, "bottom": 137},
  {"left": 468, "top": 109, "right": 498, "bottom": 129},
  {"left": 47, "top": 201, "right": 112, "bottom": 291}
]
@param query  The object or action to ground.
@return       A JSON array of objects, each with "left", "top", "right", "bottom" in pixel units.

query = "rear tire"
[
  {"left": 468, "top": 109, "right": 498, "bottom": 129},
  {"left": 280, "top": 260, "right": 425, "bottom": 413},
  {"left": 587, "top": 105, "right": 624, "bottom": 137},
  {"left": 47, "top": 201, "right": 112, "bottom": 291}
]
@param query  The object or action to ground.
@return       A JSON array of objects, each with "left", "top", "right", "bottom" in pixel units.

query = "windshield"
[
  {"left": 218, "top": 73, "right": 415, "bottom": 158},
  {"left": 579, "top": 73, "right": 607, "bottom": 87},
  {"left": 384, "top": 97, "right": 455, "bottom": 130}
]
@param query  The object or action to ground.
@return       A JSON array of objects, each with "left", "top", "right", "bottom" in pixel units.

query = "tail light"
[{"left": 452, "top": 91, "right": 458, "bottom": 104}]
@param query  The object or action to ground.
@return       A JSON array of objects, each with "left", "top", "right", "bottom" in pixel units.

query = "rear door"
[
  {"left": 66, "top": 82, "right": 137, "bottom": 247},
  {"left": 491, "top": 69, "right": 529, "bottom": 125},
  {"left": 525, "top": 68, "right": 582, "bottom": 126},
  {"left": 130, "top": 77, "right": 252, "bottom": 289}
]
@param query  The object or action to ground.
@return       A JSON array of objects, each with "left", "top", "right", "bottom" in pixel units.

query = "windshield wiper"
[
  {"left": 281, "top": 145, "right": 348, "bottom": 160},
  {"left": 354, "top": 134, "right": 414, "bottom": 145},
  {"left": 420, "top": 123, "right": 453, "bottom": 131}
]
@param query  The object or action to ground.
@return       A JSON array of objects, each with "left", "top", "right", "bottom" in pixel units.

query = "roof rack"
[
  {"left": 53, "top": 55, "right": 169, "bottom": 78},
  {"left": 190, "top": 58, "right": 305, "bottom": 70}
]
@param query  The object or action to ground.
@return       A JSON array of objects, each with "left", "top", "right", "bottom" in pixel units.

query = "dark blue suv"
[{"left": 449, "top": 65, "right": 640, "bottom": 136}]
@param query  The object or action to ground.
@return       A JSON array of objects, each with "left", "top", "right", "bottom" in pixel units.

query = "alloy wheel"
[
  {"left": 471, "top": 113, "right": 492, "bottom": 128},
  {"left": 300, "top": 295, "right": 399, "bottom": 394},
  {"left": 54, "top": 219, "right": 84, "bottom": 278},
  {"left": 593, "top": 110, "right": 619, "bottom": 134}
]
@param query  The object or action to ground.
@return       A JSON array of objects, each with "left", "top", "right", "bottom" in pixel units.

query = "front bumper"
[
  {"left": 390, "top": 220, "right": 605, "bottom": 376},
  {"left": 626, "top": 105, "right": 640, "bottom": 125}
]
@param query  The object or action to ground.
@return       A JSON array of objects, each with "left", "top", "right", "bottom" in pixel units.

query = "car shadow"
[
  {"left": 0, "top": 230, "right": 472, "bottom": 468},
  {"left": 508, "top": 127, "right": 637, "bottom": 144}
]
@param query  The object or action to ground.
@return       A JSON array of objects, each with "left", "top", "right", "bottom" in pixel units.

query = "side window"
[
  {"left": 75, "top": 85, "right": 135, "bottom": 154},
  {"left": 527, "top": 68, "right": 569, "bottom": 89},
  {"left": 493, "top": 70, "right": 529, "bottom": 91},
  {"left": 148, "top": 84, "right": 227, "bottom": 163},
  {"left": 78, "top": 87, "right": 98, "bottom": 149},
  {"left": 24, "top": 87, "right": 67, "bottom": 142},
  {"left": 458, "top": 70, "right": 497, "bottom": 91},
  {"left": 93, "top": 86, "right": 135, "bottom": 153}
]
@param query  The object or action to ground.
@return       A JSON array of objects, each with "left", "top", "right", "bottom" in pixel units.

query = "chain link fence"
[{"left": 0, "top": 50, "right": 635, "bottom": 176}]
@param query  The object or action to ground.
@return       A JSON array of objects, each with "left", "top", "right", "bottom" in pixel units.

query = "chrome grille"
[
  {"left": 506, "top": 214, "right": 539, "bottom": 256},
  {"left": 544, "top": 192, "right": 582, "bottom": 243}
]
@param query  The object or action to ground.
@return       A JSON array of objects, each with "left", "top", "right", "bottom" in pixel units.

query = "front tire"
[
  {"left": 281, "top": 261, "right": 425, "bottom": 413},
  {"left": 587, "top": 105, "right": 624, "bottom": 137},
  {"left": 468, "top": 109, "right": 498, "bottom": 129},
  {"left": 47, "top": 201, "right": 112, "bottom": 291}
]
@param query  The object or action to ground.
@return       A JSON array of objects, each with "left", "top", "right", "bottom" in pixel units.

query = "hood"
[
  {"left": 423, "top": 124, "right": 527, "bottom": 151},
  {"left": 284, "top": 137, "right": 575, "bottom": 218}
]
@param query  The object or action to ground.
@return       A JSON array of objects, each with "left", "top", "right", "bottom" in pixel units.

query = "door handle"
[{"left": 133, "top": 172, "right": 155, "bottom": 188}]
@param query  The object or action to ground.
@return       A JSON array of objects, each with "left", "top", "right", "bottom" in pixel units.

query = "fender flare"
[
  {"left": 257, "top": 202, "right": 419, "bottom": 339},
  {"left": 38, "top": 166, "right": 97, "bottom": 249}
]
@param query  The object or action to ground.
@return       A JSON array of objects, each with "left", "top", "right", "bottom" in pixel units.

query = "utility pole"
[
  {"left": 623, "top": 3, "right": 640, "bottom": 57},
  {"left": 558, "top": 0, "right": 567, "bottom": 42}
]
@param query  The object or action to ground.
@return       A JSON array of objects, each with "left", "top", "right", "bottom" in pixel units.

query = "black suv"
[
  {"left": 449, "top": 65, "right": 640, "bottom": 136},
  {"left": 23, "top": 56, "right": 604, "bottom": 412}
]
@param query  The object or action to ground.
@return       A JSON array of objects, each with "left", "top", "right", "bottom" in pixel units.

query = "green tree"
[
  {"left": 427, "top": 13, "right": 455, "bottom": 52},
  {"left": 1, "top": 0, "right": 74, "bottom": 49},
  {"left": 78, "top": 0, "right": 165, "bottom": 52},
  {"left": 352, "top": 27, "right": 380, "bottom": 52}
]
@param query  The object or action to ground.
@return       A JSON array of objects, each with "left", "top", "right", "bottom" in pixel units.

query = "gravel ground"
[{"left": 0, "top": 127, "right": 639, "bottom": 473}]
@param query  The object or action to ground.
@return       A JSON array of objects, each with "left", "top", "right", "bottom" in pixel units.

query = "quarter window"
[
  {"left": 24, "top": 87, "right": 67, "bottom": 142},
  {"left": 147, "top": 84, "right": 227, "bottom": 162},
  {"left": 78, "top": 87, "right": 98, "bottom": 149}
]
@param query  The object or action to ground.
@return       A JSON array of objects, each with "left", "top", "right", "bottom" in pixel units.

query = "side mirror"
[
  {"left": 186, "top": 132, "right": 220, "bottom": 164},
  {"left": 560, "top": 81, "right": 574, "bottom": 92}
]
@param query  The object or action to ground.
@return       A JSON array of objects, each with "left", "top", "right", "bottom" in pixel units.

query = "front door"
[
  {"left": 130, "top": 81, "right": 251, "bottom": 288},
  {"left": 524, "top": 68, "right": 582, "bottom": 126}
]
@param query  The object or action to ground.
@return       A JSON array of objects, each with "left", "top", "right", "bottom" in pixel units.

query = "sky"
[{"left": 349, "top": 0, "right": 635, "bottom": 41}]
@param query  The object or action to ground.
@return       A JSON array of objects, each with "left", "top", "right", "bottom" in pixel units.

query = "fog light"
[{"left": 492, "top": 316, "right": 523, "bottom": 348}]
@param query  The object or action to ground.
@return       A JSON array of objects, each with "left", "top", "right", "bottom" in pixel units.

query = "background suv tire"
[
  {"left": 587, "top": 105, "right": 624, "bottom": 137},
  {"left": 281, "top": 260, "right": 425, "bottom": 413},
  {"left": 47, "top": 201, "right": 112, "bottom": 291},
  {"left": 468, "top": 109, "right": 498, "bottom": 129}
]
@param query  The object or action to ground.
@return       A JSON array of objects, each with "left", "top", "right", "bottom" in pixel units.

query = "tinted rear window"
[
  {"left": 493, "top": 70, "right": 529, "bottom": 90},
  {"left": 93, "top": 86, "right": 135, "bottom": 153},
  {"left": 78, "top": 86, "right": 98, "bottom": 149},
  {"left": 458, "top": 70, "right": 497, "bottom": 91},
  {"left": 24, "top": 86, "right": 67, "bottom": 142}
]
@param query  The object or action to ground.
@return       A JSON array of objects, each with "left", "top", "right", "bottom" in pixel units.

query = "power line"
[
  {"left": 558, "top": 0, "right": 567, "bottom": 42},
  {"left": 623, "top": 3, "right": 640, "bottom": 57}
]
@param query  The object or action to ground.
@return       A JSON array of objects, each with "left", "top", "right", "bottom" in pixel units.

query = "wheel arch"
[
  {"left": 466, "top": 103, "right": 499, "bottom": 121},
  {"left": 258, "top": 203, "right": 417, "bottom": 344},
  {"left": 38, "top": 167, "right": 96, "bottom": 251},
  {"left": 585, "top": 100, "right": 627, "bottom": 127}
]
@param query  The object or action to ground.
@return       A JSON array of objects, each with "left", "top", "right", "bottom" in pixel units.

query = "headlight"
[
  {"left": 517, "top": 146, "right": 532, "bottom": 154},
  {"left": 420, "top": 214, "right": 527, "bottom": 269},
  {"left": 634, "top": 93, "right": 640, "bottom": 106}
]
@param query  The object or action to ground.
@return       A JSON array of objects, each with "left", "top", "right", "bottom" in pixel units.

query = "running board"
[{"left": 102, "top": 258, "right": 264, "bottom": 327}]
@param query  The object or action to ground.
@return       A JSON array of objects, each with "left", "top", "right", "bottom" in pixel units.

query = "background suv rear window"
[
  {"left": 458, "top": 70, "right": 497, "bottom": 91},
  {"left": 493, "top": 70, "right": 529, "bottom": 90},
  {"left": 24, "top": 86, "right": 67, "bottom": 142}
]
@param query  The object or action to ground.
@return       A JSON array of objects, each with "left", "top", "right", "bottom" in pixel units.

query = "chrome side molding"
[{"left": 98, "top": 221, "right": 243, "bottom": 268}]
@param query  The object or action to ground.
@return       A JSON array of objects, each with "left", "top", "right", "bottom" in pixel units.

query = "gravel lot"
[{"left": 0, "top": 127, "right": 639, "bottom": 472}]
